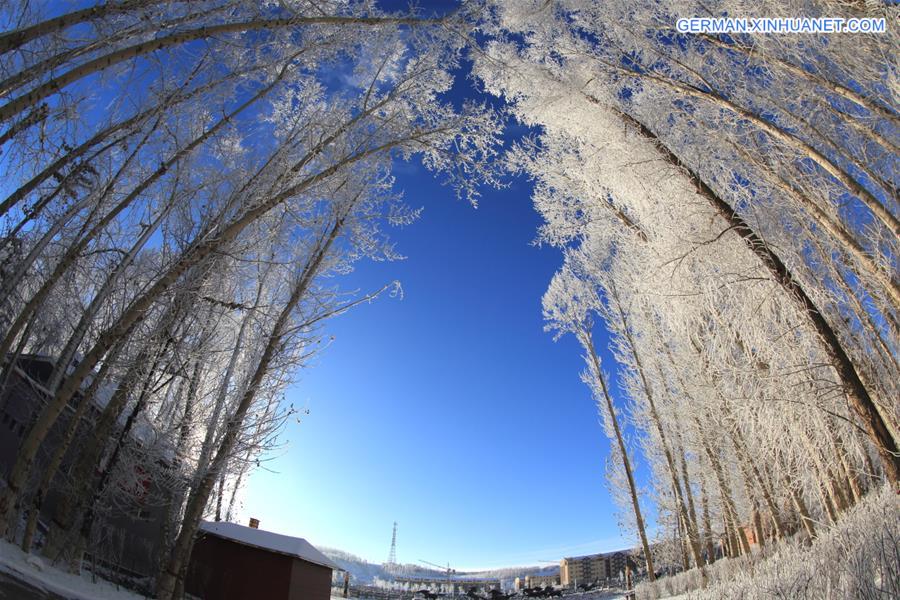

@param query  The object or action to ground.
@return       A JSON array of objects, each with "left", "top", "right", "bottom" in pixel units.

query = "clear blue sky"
[
  {"left": 242, "top": 8, "right": 650, "bottom": 566},
  {"left": 242, "top": 155, "right": 640, "bottom": 570}
]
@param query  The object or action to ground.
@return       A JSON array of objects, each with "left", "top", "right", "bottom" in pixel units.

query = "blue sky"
[
  {"left": 242, "top": 154, "right": 638, "bottom": 570},
  {"left": 242, "top": 17, "right": 645, "bottom": 567}
]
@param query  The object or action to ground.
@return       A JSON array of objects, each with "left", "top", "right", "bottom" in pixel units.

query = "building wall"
[
  {"left": 560, "top": 554, "right": 602, "bottom": 585},
  {"left": 524, "top": 573, "right": 560, "bottom": 588},
  {"left": 187, "top": 535, "right": 293, "bottom": 600},
  {"left": 288, "top": 556, "right": 332, "bottom": 600},
  {"left": 741, "top": 525, "right": 758, "bottom": 547},
  {"left": 560, "top": 552, "right": 627, "bottom": 586},
  {"left": 0, "top": 362, "right": 87, "bottom": 481},
  {"left": 0, "top": 356, "right": 181, "bottom": 580}
]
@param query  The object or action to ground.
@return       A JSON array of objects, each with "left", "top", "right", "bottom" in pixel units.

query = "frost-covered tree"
[
  {"left": 0, "top": 2, "right": 501, "bottom": 597},
  {"left": 478, "top": 0, "right": 898, "bottom": 580},
  {"left": 544, "top": 264, "right": 656, "bottom": 580}
]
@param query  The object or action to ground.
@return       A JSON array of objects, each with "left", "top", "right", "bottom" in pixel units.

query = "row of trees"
[
  {"left": 0, "top": 1, "right": 499, "bottom": 598},
  {"left": 478, "top": 0, "right": 897, "bottom": 582},
  {"left": 0, "top": 0, "right": 896, "bottom": 596}
]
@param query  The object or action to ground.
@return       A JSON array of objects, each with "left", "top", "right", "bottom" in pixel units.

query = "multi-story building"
[
  {"left": 560, "top": 551, "right": 628, "bottom": 586},
  {"left": 514, "top": 572, "right": 559, "bottom": 590}
]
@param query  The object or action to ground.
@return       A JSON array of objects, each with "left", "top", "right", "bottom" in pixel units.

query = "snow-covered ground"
[
  {"left": 0, "top": 540, "right": 146, "bottom": 600},
  {"left": 635, "top": 485, "right": 899, "bottom": 599}
]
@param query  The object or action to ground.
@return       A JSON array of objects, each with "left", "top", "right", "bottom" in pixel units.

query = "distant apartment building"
[
  {"left": 559, "top": 551, "right": 628, "bottom": 586},
  {"left": 514, "top": 572, "right": 560, "bottom": 590},
  {"left": 515, "top": 573, "right": 559, "bottom": 592}
]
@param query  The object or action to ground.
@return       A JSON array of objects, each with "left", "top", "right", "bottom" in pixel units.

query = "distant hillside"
[
  {"left": 467, "top": 564, "right": 560, "bottom": 581},
  {"left": 320, "top": 548, "right": 395, "bottom": 584},
  {"left": 320, "top": 548, "right": 559, "bottom": 587}
]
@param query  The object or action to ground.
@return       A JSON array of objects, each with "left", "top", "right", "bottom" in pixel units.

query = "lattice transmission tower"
[{"left": 386, "top": 521, "right": 398, "bottom": 570}]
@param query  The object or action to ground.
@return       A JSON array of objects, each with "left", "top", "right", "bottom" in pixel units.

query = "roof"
[
  {"left": 562, "top": 550, "right": 627, "bottom": 561},
  {"left": 198, "top": 521, "right": 340, "bottom": 570},
  {"left": 7, "top": 354, "right": 166, "bottom": 452},
  {"left": 7, "top": 354, "right": 88, "bottom": 406}
]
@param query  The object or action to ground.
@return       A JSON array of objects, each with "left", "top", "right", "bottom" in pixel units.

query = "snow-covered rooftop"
[{"left": 198, "top": 521, "right": 340, "bottom": 570}]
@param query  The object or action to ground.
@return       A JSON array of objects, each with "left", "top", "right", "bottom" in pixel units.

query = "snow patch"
[
  {"left": 24, "top": 554, "right": 45, "bottom": 571},
  {"left": 0, "top": 539, "right": 145, "bottom": 600}
]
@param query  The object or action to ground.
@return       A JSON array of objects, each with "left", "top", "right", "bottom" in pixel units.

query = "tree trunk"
[
  {"left": 46, "top": 197, "right": 175, "bottom": 395},
  {"left": 0, "top": 65, "right": 244, "bottom": 221},
  {"left": 696, "top": 421, "right": 751, "bottom": 557},
  {"left": 607, "top": 285, "right": 705, "bottom": 577},
  {"left": 71, "top": 352, "right": 167, "bottom": 571},
  {"left": 156, "top": 212, "right": 346, "bottom": 599},
  {"left": 676, "top": 437, "right": 700, "bottom": 552},
  {"left": 42, "top": 341, "right": 166, "bottom": 560},
  {"left": 730, "top": 139, "right": 900, "bottom": 310},
  {"left": 700, "top": 477, "right": 715, "bottom": 564},
  {"left": 733, "top": 441, "right": 764, "bottom": 548},
  {"left": 0, "top": 0, "right": 153, "bottom": 55},
  {"left": 0, "top": 76, "right": 261, "bottom": 361},
  {"left": 0, "top": 114, "right": 158, "bottom": 309},
  {"left": 591, "top": 68, "right": 898, "bottom": 236},
  {"left": 698, "top": 33, "right": 898, "bottom": 124},
  {"left": 20, "top": 336, "right": 127, "bottom": 553},
  {"left": 214, "top": 476, "right": 225, "bottom": 523},
  {"left": 781, "top": 464, "right": 817, "bottom": 540},
  {"left": 798, "top": 427, "right": 847, "bottom": 520},
  {"left": 751, "top": 510, "right": 764, "bottom": 549},
  {"left": 827, "top": 423, "right": 863, "bottom": 505},
  {"left": 0, "top": 68, "right": 423, "bottom": 534},
  {"left": 582, "top": 333, "right": 656, "bottom": 581},
  {"left": 0, "top": 14, "right": 445, "bottom": 123},
  {"left": 730, "top": 428, "right": 784, "bottom": 539},
  {"left": 612, "top": 109, "right": 900, "bottom": 484},
  {"left": 0, "top": 72, "right": 290, "bottom": 535},
  {"left": 156, "top": 359, "right": 203, "bottom": 578}
]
